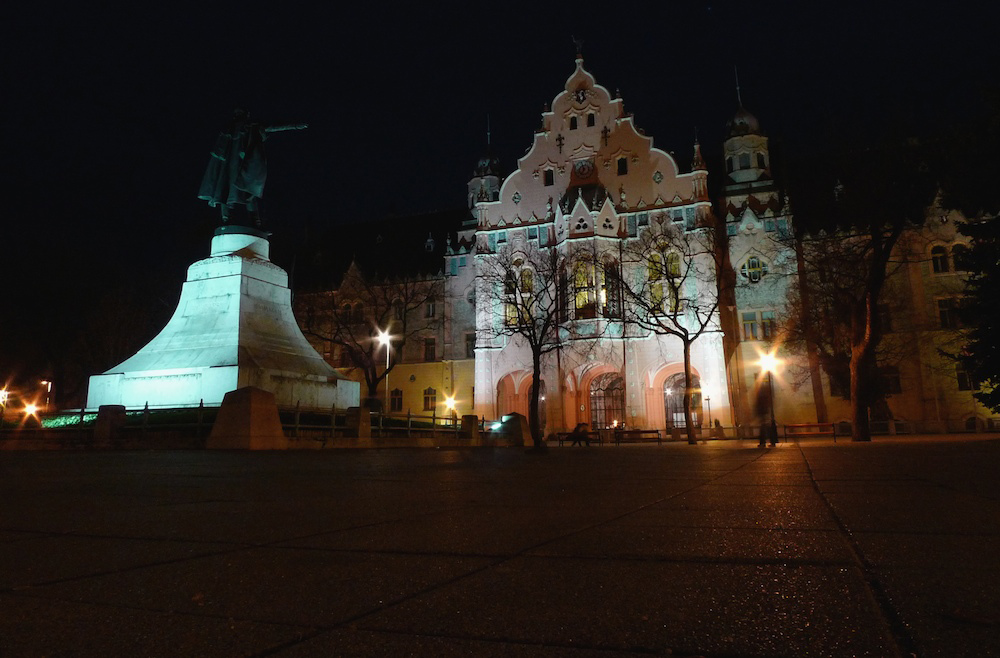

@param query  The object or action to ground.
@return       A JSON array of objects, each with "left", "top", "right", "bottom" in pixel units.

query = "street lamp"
[
  {"left": 757, "top": 351, "right": 779, "bottom": 446},
  {"left": 0, "top": 389, "right": 8, "bottom": 434},
  {"left": 705, "top": 395, "right": 712, "bottom": 431},
  {"left": 664, "top": 388, "right": 673, "bottom": 430},
  {"left": 376, "top": 329, "right": 391, "bottom": 415}
]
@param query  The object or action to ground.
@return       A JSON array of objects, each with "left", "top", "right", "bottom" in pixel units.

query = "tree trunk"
[
  {"left": 683, "top": 341, "right": 697, "bottom": 444},
  {"left": 849, "top": 295, "right": 876, "bottom": 442},
  {"left": 528, "top": 351, "right": 543, "bottom": 448}
]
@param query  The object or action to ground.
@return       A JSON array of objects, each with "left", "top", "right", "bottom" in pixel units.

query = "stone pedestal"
[
  {"left": 94, "top": 405, "right": 127, "bottom": 448},
  {"left": 87, "top": 227, "right": 360, "bottom": 411},
  {"left": 207, "top": 387, "right": 287, "bottom": 450}
]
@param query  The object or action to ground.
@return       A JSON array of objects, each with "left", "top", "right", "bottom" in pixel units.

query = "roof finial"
[
  {"left": 487, "top": 114, "right": 491, "bottom": 148},
  {"left": 734, "top": 65, "right": 743, "bottom": 107},
  {"left": 572, "top": 35, "right": 584, "bottom": 60}
]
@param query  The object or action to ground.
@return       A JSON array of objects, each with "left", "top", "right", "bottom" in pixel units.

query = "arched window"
[
  {"left": 931, "top": 246, "right": 949, "bottom": 273},
  {"left": 352, "top": 303, "right": 364, "bottom": 322},
  {"left": 951, "top": 244, "right": 968, "bottom": 271},
  {"left": 664, "top": 373, "right": 702, "bottom": 429},
  {"left": 340, "top": 303, "right": 352, "bottom": 320},
  {"left": 590, "top": 373, "right": 624, "bottom": 429}
]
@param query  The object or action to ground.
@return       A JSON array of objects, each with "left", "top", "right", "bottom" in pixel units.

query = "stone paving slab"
[
  {"left": 0, "top": 592, "right": 311, "bottom": 657},
  {"left": 357, "top": 556, "right": 895, "bottom": 656},
  {"left": 2, "top": 438, "right": 999, "bottom": 656},
  {"left": 528, "top": 525, "right": 855, "bottom": 563},
  {"left": 22, "top": 547, "right": 493, "bottom": 629}
]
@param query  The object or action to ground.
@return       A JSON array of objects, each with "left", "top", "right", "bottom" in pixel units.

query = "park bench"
[
  {"left": 614, "top": 429, "right": 662, "bottom": 446},
  {"left": 555, "top": 431, "right": 602, "bottom": 446},
  {"left": 784, "top": 423, "right": 837, "bottom": 442}
]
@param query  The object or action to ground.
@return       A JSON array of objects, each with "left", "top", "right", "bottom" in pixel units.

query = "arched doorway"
[
  {"left": 663, "top": 373, "right": 702, "bottom": 429},
  {"left": 590, "top": 372, "right": 625, "bottom": 429}
]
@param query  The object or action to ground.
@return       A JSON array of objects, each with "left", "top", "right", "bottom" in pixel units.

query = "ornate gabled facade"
[
  {"left": 464, "top": 56, "right": 728, "bottom": 433},
  {"left": 299, "top": 56, "right": 998, "bottom": 437}
]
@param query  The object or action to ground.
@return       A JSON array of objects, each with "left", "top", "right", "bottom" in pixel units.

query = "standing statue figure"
[{"left": 198, "top": 109, "right": 307, "bottom": 225}]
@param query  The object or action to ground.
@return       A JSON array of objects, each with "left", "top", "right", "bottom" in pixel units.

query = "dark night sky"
[{"left": 3, "top": 1, "right": 996, "bottom": 396}]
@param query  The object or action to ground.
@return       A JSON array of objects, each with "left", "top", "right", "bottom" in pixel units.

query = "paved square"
[{"left": 2, "top": 436, "right": 998, "bottom": 656}]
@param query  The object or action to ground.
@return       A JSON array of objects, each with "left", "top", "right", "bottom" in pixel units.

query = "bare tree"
[
  {"left": 618, "top": 219, "right": 724, "bottom": 444},
  {"left": 476, "top": 242, "right": 572, "bottom": 448},
  {"left": 297, "top": 261, "right": 442, "bottom": 407},
  {"left": 783, "top": 138, "right": 935, "bottom": 440}
]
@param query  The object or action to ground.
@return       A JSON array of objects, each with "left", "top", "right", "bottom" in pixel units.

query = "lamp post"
[
  {"left": 664, "top": 388, "right": 673, "bottom": 430},
  {"left": 0, "top": 389, "right": 8, "bottom": 436},
  {"left": 758, "top": 352, "right": 779, "bottom": 447},
  {"left": 705, "top": 395, "right": 712, "bottom": 431},
  {"left": 376, "top": 329, "right": 391, "bottom": 415}
]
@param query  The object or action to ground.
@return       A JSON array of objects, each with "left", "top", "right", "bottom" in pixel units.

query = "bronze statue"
[{"left": 198, "top": 109, "right": 307, "bottom": 225}]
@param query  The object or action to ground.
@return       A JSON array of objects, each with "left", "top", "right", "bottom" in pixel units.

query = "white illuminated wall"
[{"left": 87, "top": 230, "right": 360, "bottom": 410}]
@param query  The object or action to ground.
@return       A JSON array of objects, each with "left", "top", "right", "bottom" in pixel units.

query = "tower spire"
[
  {"left": 734, "top": 65, "right": 743, "bottom": 107},
  {"left": 487, "top": 114, "right": 491, "bottom": 149}
]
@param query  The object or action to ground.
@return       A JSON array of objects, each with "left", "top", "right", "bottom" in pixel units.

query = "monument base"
[
  {"left": 87, "top": 228, "right": 360, "bottom": 411},
  {"left": 207, "top": 387, "right": 287, "bottom": 450}
]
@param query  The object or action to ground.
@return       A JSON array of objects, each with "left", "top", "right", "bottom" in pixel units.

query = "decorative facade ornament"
[
  {"left": 512, "top": 191, "right": 522, "bottom": 204},
  {"left": 652, "top": 170, "right": 664, "bottom": 184}
]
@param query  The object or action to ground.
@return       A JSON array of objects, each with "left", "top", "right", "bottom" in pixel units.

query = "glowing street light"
[
  {"left": 376, "top": 329, "right": 391, "bottom": 414},
  {"left": 757, "top": 351, "right": 780, "bottom": 447},
  {"left": 24, "top": 403, "right": 39, "bottom": 417}
]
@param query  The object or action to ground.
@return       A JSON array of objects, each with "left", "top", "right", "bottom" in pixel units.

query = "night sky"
[{"left": 4, "top": 2, "right": 995, "bottom": 401}]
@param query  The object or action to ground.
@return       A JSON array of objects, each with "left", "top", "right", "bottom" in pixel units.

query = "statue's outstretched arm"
[{"left": 264, "top": 123, "right": 308, "bottom": 133}]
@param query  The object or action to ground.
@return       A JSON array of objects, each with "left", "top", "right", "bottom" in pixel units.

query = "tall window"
[
  {"left": 931, "top": 246, "right": 949, "bottom": 273},
  {"left": 390, "top": 388, "right": 403, "bottom": 412},
  {"left": 465, "top": 332, "right": 476, "bottom": 358},
  {"left": 352, "top": 303, "right": 364, "bottom": 322},
  {"left": 558, "top": 268, "right": 569, "bottom": 323},
  {"left": 587, "top": 113, "right": 595, "bottom": 127},
  {"left": 738, "top": 153, "right": 751, "bottom": 169},
  {"left": 880, "top": 366, "right": 902, "bottom": 395},
  {"left": 424, "top": 337, "right": 436, "bottom": 361},
  {"left": 569, "top": 116, "right": 578, "bottom": 130},
  {"left": 957, "top": 364, "right": 979, "bottom": 391},
  {"left": 760, "top": 311, "right": 776, "bottom": 340},
  {"left": 951, "top": 244, "right": 968, "bottom": 271},
  {"left": 742, "top": 312, "right": 758, "bottom": 340},
  {"left": 544, "top": 169, "right": 554, "bottom": 186},
  {"left": 393, "top": 299, "right": 404, "bottom": 320},
  {"left": 423, "top": 387, "right": 437, "bottom": 411},
  {"left": 649, "top": 252, "right": 680, "bottom": 314},
  {"left": 756, "top": 153, "right": 766, "bottom": 168},
  {"left": 878, "top": 303, "right": 893, "bottom": 333},
  {"left": 938, "top": 298, "right": 960, "bottom": 329},
  {"left": 617, "top": 157, "right": 628, "bottom": 175},
  {"left": 574, "top": 261, "right": 597, "bottom": 319},
  {"left": 601, "top": 260, "right": 622, "bottom": 318},
  {"left": 425, "top": 299, "right": 436, "bottom": 318}
]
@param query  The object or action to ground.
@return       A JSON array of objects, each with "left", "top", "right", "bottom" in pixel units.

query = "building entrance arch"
[
  {"left": 663, "top": 373, "right": 702, "bottom": 428},
  {"left": 590, "top": 372, "right": 625, "bottom": 429}
]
